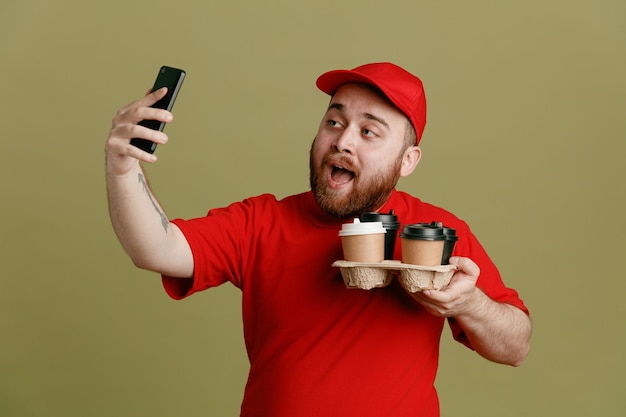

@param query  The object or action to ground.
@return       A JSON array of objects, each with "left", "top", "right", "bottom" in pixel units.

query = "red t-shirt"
[{"left": 163, "top": 190, "right": 528, "bottom": 417}]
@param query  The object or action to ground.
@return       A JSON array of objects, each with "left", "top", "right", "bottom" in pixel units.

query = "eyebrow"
[{"left": 327, "top": 102, "right": 390, "bottom": 130}]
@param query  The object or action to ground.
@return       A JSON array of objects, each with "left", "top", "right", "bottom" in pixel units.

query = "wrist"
[{"left": 456, "top": 286, "right": 491, "bottom": 322}]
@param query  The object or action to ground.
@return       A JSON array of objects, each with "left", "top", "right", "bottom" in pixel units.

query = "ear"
[{"left": 400, "top": 146, "right": 421, "bottom": 177}]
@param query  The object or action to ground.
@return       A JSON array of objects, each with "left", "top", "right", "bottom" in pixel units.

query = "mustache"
[{"left": 323, "top": 151, "right": 357, "bottom": 172}]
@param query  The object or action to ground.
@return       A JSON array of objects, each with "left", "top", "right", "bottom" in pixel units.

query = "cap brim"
[{"left": 316, "top": 70, "right": 382, "bottom": 96}]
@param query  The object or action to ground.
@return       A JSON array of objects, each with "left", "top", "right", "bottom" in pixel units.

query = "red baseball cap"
[{"left": 316, "top": 62, "right": 427, "bottom": 144}]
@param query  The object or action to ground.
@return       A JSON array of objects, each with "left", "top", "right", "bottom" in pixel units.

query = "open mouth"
[{"left": 330, "top": 164, "right": 355, "bottom": 185}]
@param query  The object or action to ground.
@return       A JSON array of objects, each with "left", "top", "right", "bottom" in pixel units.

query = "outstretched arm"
[
  {"left": 105, "top": 88, "right": 193, "bottom": 278},
  {"left": 409, "top": 257, "right": 531, "bottom": 366}
]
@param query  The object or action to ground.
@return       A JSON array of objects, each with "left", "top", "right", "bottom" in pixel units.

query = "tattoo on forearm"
[{"left": 138, "top": 173, "right": 169, "bottom": 232}]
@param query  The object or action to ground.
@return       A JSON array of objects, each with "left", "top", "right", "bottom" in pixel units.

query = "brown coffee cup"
[
  {"left": 339, "top": 219, "right": 387, "bottom": 263},
  {"left": 400, "top": 223, "right": 446, "bottom": 266}
]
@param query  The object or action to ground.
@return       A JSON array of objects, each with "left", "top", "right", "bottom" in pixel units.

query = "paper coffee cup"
[
  {"left": 339, "top": 218, "right": 386, "bottom": 263},
  {"left": 400, "top": 223, "right": 446, "bottom": 266}
]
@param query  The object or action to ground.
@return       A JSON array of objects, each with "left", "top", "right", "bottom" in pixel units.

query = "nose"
[{"left": 333, "top": 128, "right": 356, "bottom": 154}]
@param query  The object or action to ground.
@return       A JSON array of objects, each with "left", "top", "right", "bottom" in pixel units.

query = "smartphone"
[{"left": 130, "top": 65, "right": 186, "bottom": 154}]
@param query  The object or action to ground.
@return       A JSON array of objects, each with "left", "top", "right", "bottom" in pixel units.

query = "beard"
[{"left": 309, "top": 142, "right": 403, "bottom": 219}]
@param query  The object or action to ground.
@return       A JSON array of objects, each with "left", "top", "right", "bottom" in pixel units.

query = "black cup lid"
[
  {"left": 442, "top": 227, "right": 458, "bottom": 241},
  {"left": 360, "top": 210, "right": 400, "bottom": 227},
  {"left": 414, "top": 222, "right": 458, "bottom": 241},
  {"left": 400, "top": 223, "right": 446, "bottom": 241}
]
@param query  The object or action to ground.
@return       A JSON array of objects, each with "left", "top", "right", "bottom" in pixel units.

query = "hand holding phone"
[{"left": 131, "top": 66, "right": 186, "bottom": 154}]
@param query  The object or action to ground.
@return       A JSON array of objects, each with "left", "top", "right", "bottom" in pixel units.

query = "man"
[{"left": 106, "top": 62, "right": 531, "bottom": 416}]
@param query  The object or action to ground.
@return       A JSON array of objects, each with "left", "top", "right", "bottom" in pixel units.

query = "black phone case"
[{"left": 130, "top": 66, "right": 186, "bottom": 154}]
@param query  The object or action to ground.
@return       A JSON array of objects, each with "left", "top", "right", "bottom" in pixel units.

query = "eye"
[
  {"left": 327, "top": 119, "right": 342, "bottom": 129},
  {"left": 362, "top": 128, "right": 378, "bottom": 138}
]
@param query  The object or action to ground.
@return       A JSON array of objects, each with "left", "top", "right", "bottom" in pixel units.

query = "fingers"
[
  {"left": 109, "top": 123, "right": 169, "bottom": 148},
  {"left": 108, "top": 88, "right": 172, "bottom": 152},
  {"left": 112, "top": 107, "right": 173, "bottom": 131},
  {"left": 117, "top": 87, "right": 168, "bottom": 115},
  {"left": 107, "top": 124, "right": 168, "bottom": 158},
  {"left": 409, "top": 291, "right": 448, "bottom": 317},
  {"left": 113, "top": 90, "right": 173, "bottom": 128},
  {"left": 405, "top": 257, "right": 482, "bottom": 317},
  {"left": 139, "top": 86, "right": 168, "bottom": 106},
  {"left": 113, "top": 140, "right": 159, "bottom": 164},
  {"left": 448, "top": 256, "right": 480, "bottom": 281}
]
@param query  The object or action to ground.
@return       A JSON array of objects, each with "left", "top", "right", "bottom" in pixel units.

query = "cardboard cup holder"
[{"left": 332, "top": 260, "right": 457, "bottom": 292}]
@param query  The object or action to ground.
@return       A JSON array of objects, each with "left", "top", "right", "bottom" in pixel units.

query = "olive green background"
[{"left": 1, "top": 0, "right": 624, "bottom": 415}]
